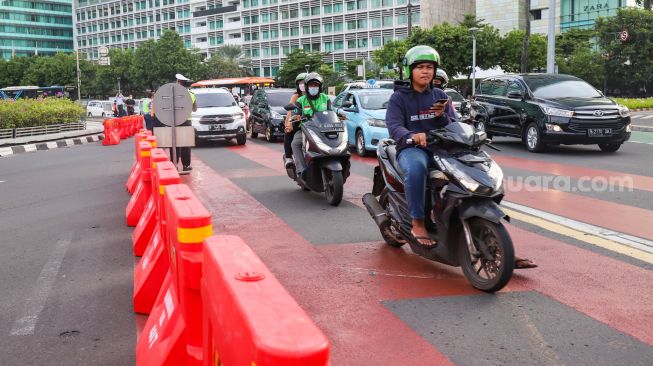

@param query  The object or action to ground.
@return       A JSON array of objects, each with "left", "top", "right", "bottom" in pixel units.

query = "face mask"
[
  {"left": 308, "top": 87, "right": 319, "bottom": 96},
  {"left": 299, "top": 83, "right": 305, "bottom": 92}
]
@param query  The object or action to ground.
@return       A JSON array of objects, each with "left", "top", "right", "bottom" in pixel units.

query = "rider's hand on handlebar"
[{"left": 411, "top": 133, "right": 428, "bottom": 147}]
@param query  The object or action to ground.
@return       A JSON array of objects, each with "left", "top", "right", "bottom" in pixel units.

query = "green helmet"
[
  {"left": 295, "top": 72, "right": 308, "bottom": 84},
  {"left": 403, "top": 45, "right": 440, "bottom": 80}
]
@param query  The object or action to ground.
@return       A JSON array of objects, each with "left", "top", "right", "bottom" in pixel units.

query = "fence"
[{"left": 0, "top": 121, "right": 86, "bottom": 140}]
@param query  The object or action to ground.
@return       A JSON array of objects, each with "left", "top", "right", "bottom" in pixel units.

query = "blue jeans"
[{"left": 398, "top": 147, "right": 434, "bottom": 220}]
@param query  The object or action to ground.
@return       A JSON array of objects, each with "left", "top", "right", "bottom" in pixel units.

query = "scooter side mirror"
[{"left": 283, "top": 103, "right": 296, "bottom": 111}]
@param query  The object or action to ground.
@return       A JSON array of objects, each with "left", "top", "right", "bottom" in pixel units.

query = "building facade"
[
  {"left": 1, "top": 0, "right": 75, "bottom": 60},
  {"left": 476, "top": 0, "right": 637, "bottom": 36},
  {"left": 73, "top": 0, "right": 469, "bottom": 77},
  {"left": 420, "top": 0, "right": 475, "bottom": 30}
]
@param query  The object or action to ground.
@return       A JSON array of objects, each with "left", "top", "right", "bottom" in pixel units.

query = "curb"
[
  {"left": 632, "top": 125, "right": 653, "bottom": 133},
  {"left": 0, "top": 134, "right": 104, "bottom": 158}
]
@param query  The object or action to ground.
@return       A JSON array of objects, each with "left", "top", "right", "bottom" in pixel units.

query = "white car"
[
  {"left": 190, "top": 88, "right": 247, "bottom": 145},
  {"left": 86, "top": 100, "right": 107, "bottom": 117},
  {"left": 340, "top": 80, "right": 395, "bottom": 93}
]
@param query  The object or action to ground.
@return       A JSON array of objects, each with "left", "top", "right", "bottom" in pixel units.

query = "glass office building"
[
  {"left": 73, "top": 0, "right": 430, "bottom": 77},
  {"left": 0, "top": 0, "right": 74, "bottom": 60}
]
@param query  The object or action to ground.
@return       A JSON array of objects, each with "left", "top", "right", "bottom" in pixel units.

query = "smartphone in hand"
[{"left": 434, "top": 98, "right": 449, "bottom": 105}]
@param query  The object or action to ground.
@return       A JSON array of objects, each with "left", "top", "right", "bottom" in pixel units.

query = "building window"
[
  {"left": 347, "top": 20, "right": 356, "bottom": 30},
  {"left": 358, "top": 0, "right": 367, "bottom": 9},
  {"left": 324, "top": 42, "right": 333, "bottom": 51},
  {"left": 382, "top": 15, "right": 392, "bottom": 27},
  {"left": 334, "top": 3, "right": 343, "bottom": 12},
  {"left": 311, "top": 24, "right": 320, "bottom": 33},
  {"left": 357, "top": 19, "right": 367, "bottom": 29},
  {"left": 324, "top": 4, "right": 332, "bottom": 13},
  {"left": 357, "top": 38, "right": 367, "bottom": 48},
  {"left": 396, "top": 14, "right": 407, "bottom": 25},
  {"left": 282, "top": 28, "right": 289, "bottom": 37},
  {"left": 346, "top": 1, "right": 355, "bottom": 11},
  {"left": 324, "top": 23, "right": 333, "bottom": 32},
  {"left": 530, "top": 9, "right": 542, "bottom": 20},
  {"left": 348, "top": 39, "right": 356, "bottom": 48},
  {"left": 290, "top": 27, "right": 299, "bottom": 36},
  {"left": 371, "top": 17, "right": 381, "bottom": 28},
  {"left": 302, "top": 8, "right": 309, "bottom": 16},
  {"left": 334, "top": 21, "right": 343, "bottom": 31},
  {"left": 372, "top": 36, "right": 381, "bottom": 47},
  {"left": 311, "top": 6, "right": 320, "bottom": 15},
  {"left": 382, "top": 0, "right": 392, "bottom": 6},
  {"left": 271, "top": 47, "right": 279, "bottom": 56}
]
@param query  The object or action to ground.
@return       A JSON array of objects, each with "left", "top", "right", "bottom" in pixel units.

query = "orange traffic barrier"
[
  {"left": 202, "top": 235, "right": 330, "bottom": 366},
  {"left": 119, "top": 117, "right": 130, "bottom": 139},
  {"left": 132, "top": 148, "right": 169, "bottom": 256},
  {"left": 102, "top": 118, "right": 120, "bottom": 145},
  {"left": 126, "top": 141, "right": 153, "bottom": 226},
  {"left": 136, "top": 184, "right": 212, "bottom": 366},
  {"left": 133, "top": 160, "right": 180, "bottom": 314},
  {"left": 127, "top": 132, "right": 153, "bottom": 194}
]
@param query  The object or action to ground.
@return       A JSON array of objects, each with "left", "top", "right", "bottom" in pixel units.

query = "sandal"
[
  {"left": 515, "top": 257, "right": 538, "bottom": 269},
  {"left": 411, "top": 231, "right": 437, "bottom": 247}
]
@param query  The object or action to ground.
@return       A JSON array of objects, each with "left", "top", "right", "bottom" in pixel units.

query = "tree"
[
  {"left": 596, "top": 7, "right": 653, "bottom": 96},
  {"left": 277, "top": 49, "right": 325, "bottom": 87},
  {"left": 458, "top": 13, "right": 487, "bottom": 29},
  {"left": 521, "top": 1, "right": 531, "bottom": 73},
  {"left": 501, "top": 30, "right": 546, "bottom": 72},
  {"left": 21, "top": 53, "right": 78, "bottom": 87},
  {"left": 203, "top": 55, "right": 241, "bottom": 79},
  {"left": 0, "top": 56, "right": 36, "bottom": 88},
  {"left": 557, "top": 48, "right": 605, "bottom": 89},
  {"left": 372, "top": 39, "right": 409, "bottom": 76}
]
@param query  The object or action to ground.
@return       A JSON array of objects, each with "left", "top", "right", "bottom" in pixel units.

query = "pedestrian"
[
  {"left": 173, "top": 74, "right": 196, "bottom": 171},
  {"left": 143, "top": 92, "right": 153, "bottom": 131},
  {"left": 125, "top": 94, "right": 136, "bottom": 115},
  {"left": 115, "top": 93, "right": 126, "bottom": 116}
]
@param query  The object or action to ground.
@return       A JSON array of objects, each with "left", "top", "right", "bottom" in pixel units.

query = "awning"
[{"left": 191, "top": 77, "right": 276, "bottom": 87}]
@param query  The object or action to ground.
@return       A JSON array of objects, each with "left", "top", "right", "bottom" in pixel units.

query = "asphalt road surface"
[
  {"left": 630, "top": 111, "right": 653, "bottom": 128},
  {"left": 1, "top": 132, "right": 652, "bottom": 365}
]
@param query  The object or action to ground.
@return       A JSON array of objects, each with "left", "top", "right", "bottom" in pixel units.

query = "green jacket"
[{"left": 296, "top": 93, "right": 330, "bottom": 118}]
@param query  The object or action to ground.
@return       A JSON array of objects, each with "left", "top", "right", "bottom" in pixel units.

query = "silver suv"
[{"left": 190, "top": 88, "right": 247, "bottom": 145}]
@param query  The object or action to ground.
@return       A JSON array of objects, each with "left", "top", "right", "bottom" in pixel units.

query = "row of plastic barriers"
[
  {"left": 124, "top": 130, "right": 330, "bottom": 365},
  {"left": 103, "top": 115, "right": 144, "bottom": 146}
]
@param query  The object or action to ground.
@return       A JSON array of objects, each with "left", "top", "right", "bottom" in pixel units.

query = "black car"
[
  {"left": 248, "top": 88, "right": 296, "bottom": 142},
  {"left": 470, "top": 74, "right": 631, "bottom": 152}
]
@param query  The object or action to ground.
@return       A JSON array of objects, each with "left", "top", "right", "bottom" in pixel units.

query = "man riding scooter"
[{"left": 386, "top": 45, "right": 536, "bottom": 268}]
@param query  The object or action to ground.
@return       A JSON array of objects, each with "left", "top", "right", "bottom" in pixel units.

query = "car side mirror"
[
  {"left": 238, "top": 102, "right": 245, "bottom": 108},
  {"left": 283, "top": 103, "right": 296, "bottom": 111},
  {"left": 342, "top": 101, "right": 353, "bottom": 108},
  {"left": 507, "top": 91, "right": 524, "bottom": 99}
]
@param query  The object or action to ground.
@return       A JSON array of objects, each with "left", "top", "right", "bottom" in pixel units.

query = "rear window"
[
  {"left": 195, "top": 93, "right": 236, "bottom": 108},
  {"left": 266, "top": 92, "right": 295, "bottom": 107},
  {"left": 523, "top": 77, "right": 602, "bottom": 99}
]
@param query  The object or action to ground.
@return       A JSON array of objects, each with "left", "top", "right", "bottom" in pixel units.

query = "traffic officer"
[{"left": 174, "top": 73, "right": 197, "bottom": 171}]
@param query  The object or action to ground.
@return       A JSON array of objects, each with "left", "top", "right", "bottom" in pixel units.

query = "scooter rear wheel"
[
  {"left": 459, "top": 218, "right": 514, "bottom": 293},
  {"left": 379, "top": 190, "right": 406, "bottom": 248}
]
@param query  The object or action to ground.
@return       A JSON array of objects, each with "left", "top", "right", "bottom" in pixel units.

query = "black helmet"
[{"left": 304, "top": 72, "right": 324, "bottom": 99}]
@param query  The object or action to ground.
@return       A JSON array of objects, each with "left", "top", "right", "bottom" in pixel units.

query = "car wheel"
[
  {"left": 524, "top": 123, "right": 546, "bottom": 153},
  {"left": 598, "top": 143, "right": 621, "bottom": 152},
  {"left": 355, "top": 129, "right": 367, "bottom": 157},
  {"left": 475, "top": 118, "right": 493, "bottom": 139},
  {"left": 249, "top": 119, "right": 258, "bottom": 138},
  {"left": 265, "top": 124, "right": 274, "bottom": 142},
  {"left": 236, "top": 134, "right": 247, "bottom": 145}
]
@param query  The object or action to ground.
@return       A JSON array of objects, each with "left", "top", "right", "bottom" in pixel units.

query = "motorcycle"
[
  {"left": 362, "top": 121, "right": 514, "bottom": 292},
  {"left": 283, "top": 104, "right": 351, "bottom": 206}
]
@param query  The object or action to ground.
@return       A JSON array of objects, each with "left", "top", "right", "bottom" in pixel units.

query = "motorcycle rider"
[
  {"left": 433, "top": 69, "right": 449, "bottom": 90},
  {"left": 290, "top": 72, "right": 332, "bottom": 177},
  {"left": 283, "top": 72, "right": 307, "bottom": 168},
  {"left": 386, "top": 45, "right": 457, "bottom": 247}
]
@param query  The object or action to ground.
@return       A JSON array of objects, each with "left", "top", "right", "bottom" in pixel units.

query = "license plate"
[
  {"left": 587, "top": 128, "right": 612, "bottom": 137},
  {"left": 209, "top": 124, "right": 225, "bottom": 131},
  {"left": 318, "top": 123, "right": 344, "bottom": 132}
]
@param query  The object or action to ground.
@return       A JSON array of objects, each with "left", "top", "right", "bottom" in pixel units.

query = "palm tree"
[
  {"left": 458, "top": 14, "right": 487, "bottom": 29},
  {"left": 216, "top": 45, "right": 254, "bottom": 76}
]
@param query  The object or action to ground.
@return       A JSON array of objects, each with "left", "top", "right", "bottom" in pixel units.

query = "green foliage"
[
  {"left": 613, "top": 97, "right": 653, "bottom": 109},
  {"left": 372, "top": 40, "right": 409, "bottom": 70},
  {"left": 500, "top": 30, "right": 547, "bottom": 73},
  {"left": 204, "top": 55, "right": 242, "bottom": 79},
  {"left": 276, "top": 50, "right": 326, "bottom": 87},
  {"left": 0, "top": 98, "right": 84, "bottom": 129},
  {"left": 557, "top": 48, "right": 605, "bottom": 89},
  {"left": 0, "top": 56, "right": 36, "bottom": 87},
  {"left": 458, "top": 14, "right": 487, "bottom": 29}
]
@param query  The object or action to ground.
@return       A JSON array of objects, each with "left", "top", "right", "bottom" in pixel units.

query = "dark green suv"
[{"left": 470, "top": 74, "right": 631, "bottom": 152}]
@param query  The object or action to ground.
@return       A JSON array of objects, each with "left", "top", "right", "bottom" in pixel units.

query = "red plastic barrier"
[
  {"left": 126, "top": 141, "right": 153, "bottom": 226},
  {"left": 102, "top": 119, "right": 120, "bottom": 146},
  {"left": 127, "top": 132, "right": 153, "bottom": 194},
  {"left": 133, "top": 160, "right": 181, "bottom": 314},
  {"left": 136, "top": 184, "right": 212, "bottom": 365},
  {"left": 202, "top": 235, "right": 330, "bottom": 366},
  {"left": 119, "top": 117, "right": 130, "bottom": 139},
  {"left": 132, "top": 148, "right": 169, "bottom": 256}
]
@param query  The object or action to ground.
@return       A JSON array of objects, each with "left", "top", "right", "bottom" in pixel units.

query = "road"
[
  {"left": 630, "top": 110, "right": 653, "bottom": 128},
  {"left": 1, "top": 133, "right": 652, "bottom": 365}
]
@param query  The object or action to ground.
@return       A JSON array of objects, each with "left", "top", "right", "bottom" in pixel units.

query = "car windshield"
[
  {"left": 524, "top": 77, "right": 602, "bottom": 99},
  {"left": 446, "top": 90, "right": 465, "bottom": 102},
  {"left": 195, "top": 93, "right": 235, "bottom": 108},
  {"left": 358, "top": 91, "right": 393, "bottom": 110},
  {"left": 267, "top": 92, "right": 295, "bottom": 107}
]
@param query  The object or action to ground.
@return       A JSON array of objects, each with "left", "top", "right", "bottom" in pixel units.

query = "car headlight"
[
  {"left": 545, "top": 123, "right": 562, "bottom": 132},
  {"left": 543, "top": 107, "right": 574, "bottom": 118},
  {"left": 271, "top": 110, "right": 283, "bottom": 119},
  {"left": 232, "top": 112, "right": 245, "bottom": 119},
  {"left": 618, "top": 105, "right": 630, "bottom": 117},
  {"left": 367, "top": 118, "right": 386, "bottom": 127}
]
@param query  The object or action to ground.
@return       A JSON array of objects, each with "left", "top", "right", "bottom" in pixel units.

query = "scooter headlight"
[
  {"left": 487, "top": 161, "right": 504, "bottom": 191},
  {"left": 440, "top": 158, "right": 480, "bottom": 192},
  {"left": 306, "top": 129, "right": 348, "bottom": 154}
]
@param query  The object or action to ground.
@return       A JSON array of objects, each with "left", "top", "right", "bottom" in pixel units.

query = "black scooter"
[
  {"left": 362, "top": 122, "right": 514, "bottom": 292},
  {"left": 283, "top": 104, "right": 351, "bottom": 206}
]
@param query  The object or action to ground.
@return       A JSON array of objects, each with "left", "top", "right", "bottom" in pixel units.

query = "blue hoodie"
[{"left": 386, "top": 82, "right": 458, "bottom": 152}]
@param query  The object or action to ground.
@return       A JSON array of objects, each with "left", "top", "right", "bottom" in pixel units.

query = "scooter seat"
[{"left": 385, "top": 144, "right": 405, "bottom": 177}]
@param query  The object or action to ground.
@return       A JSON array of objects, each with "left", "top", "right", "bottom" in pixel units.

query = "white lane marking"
[
  {"left": 0, "top": 180, "right": 5, "bottom": 183},
  {"left": 631, "top": 115, "right": 642, "bottom": 119},
  {"left": 46, "top": 141, "right": 58, "bottom": 149},
  {"left": 504, "top": 201, "right": 653, "bottom": 254},
  {"left": 642, "top": 115, "right": 653, "bottom": 120},
  {"left": 23, "top": 144, "right": 37, "bottom": 152},
  {"left": 10, "top": 233, "right": 73, "bottom": 336}
]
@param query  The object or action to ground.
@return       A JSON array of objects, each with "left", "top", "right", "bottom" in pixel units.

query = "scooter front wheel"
[
  {"left": 459, "top": 218, "right": 514, "bottom": 293},
  {"left": 324, "top": 169, "right": 344, "bottom": 206}
]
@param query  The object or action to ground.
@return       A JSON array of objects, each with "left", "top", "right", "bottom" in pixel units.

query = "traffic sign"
[
  {"left": 99, "top": 46, "right": 109, "bottom": 57},
  {"left": 98, "top": 56, "right": 110, "bottom": 66},
  {"left": 153, "top": 83, "right": 193, "bottom": 127},
  {"left": 620, "top": 30, "right": 629, "bottom": 42}
]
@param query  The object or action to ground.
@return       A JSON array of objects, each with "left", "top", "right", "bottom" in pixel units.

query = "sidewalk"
[{"left": 0, "top": 120, "right": 104, "bottom": 158}]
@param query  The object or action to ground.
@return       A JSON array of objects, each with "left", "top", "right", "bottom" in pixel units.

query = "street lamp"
[
  {"left": 304, "top": 64, "right": 310, "bottom": 73},
  {"left": 469, "top": 27, "right": 479, "bottom": 96},
  {"left": 117, "top": 76, "right": 121, "bottom": 94}
]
